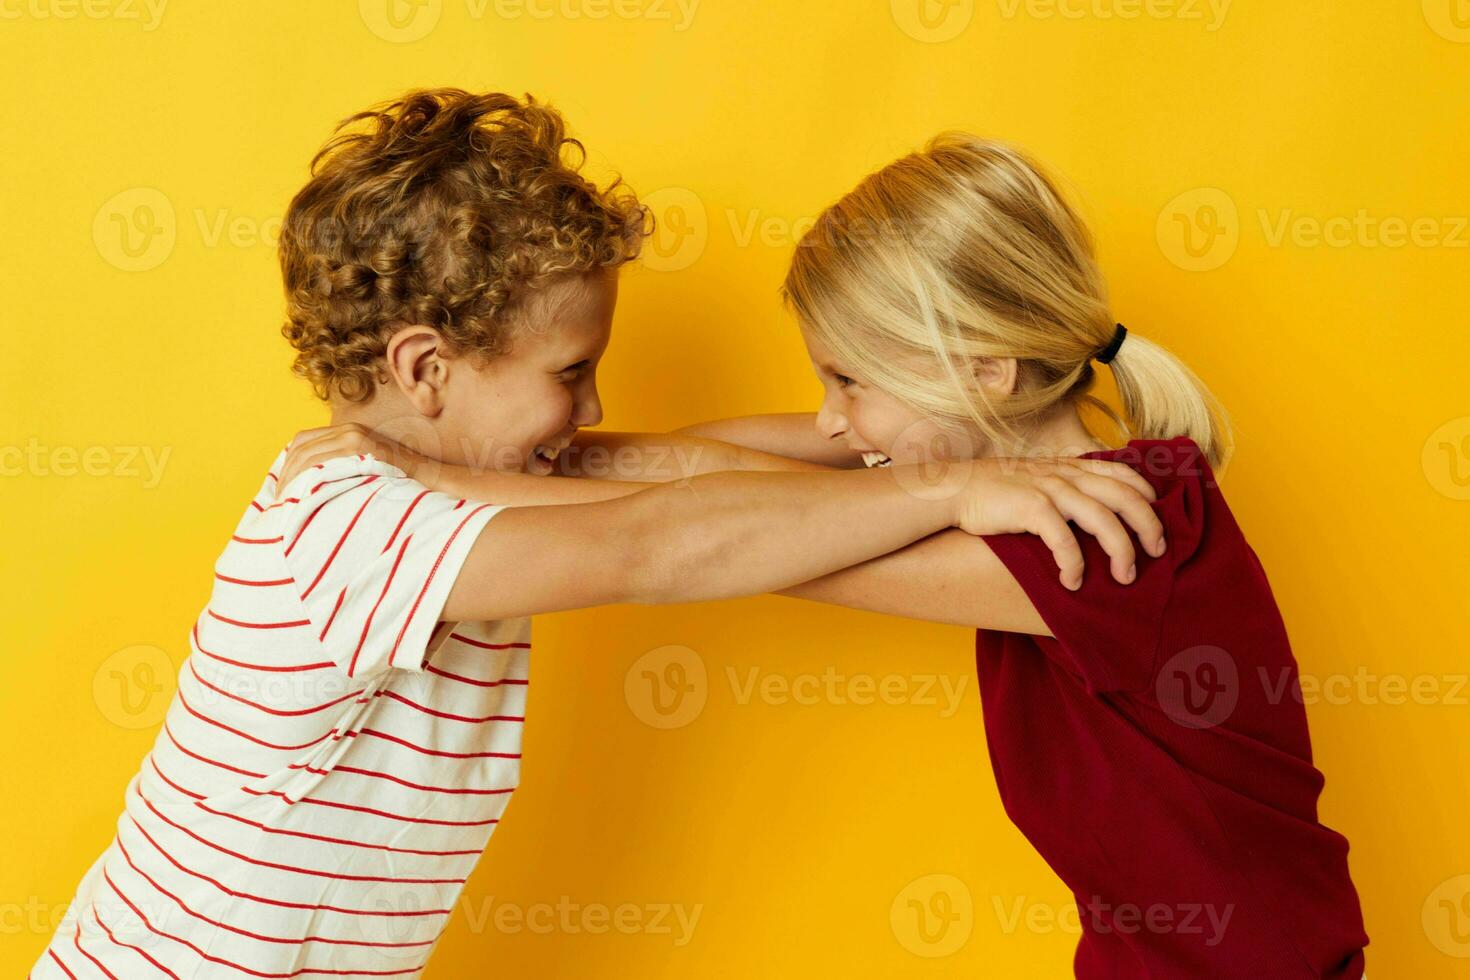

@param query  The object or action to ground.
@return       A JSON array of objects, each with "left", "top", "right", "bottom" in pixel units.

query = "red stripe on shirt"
[
  {"left": 239, "top": 788, "right": 501, "bottom": 828},
  {"left": 346, "top": 533, "right": 414, "bottom": 678},
  {"left": 163, "top": 720, "right": 267, "bottom": 779},
  {"left": 446, "top": 631, "right": 531, "bottom": 650},
  {"left": 102, "top": 866, "right": 429, "bottom": 978},
  {"left": 93, "top": 905, "right": 181, "bottom": 979},
  {"left": 215, "top": 572, "right": 295, "bottom": 587},
  {"left": 296, "top": 479, "right": 385, "bottom": 596},
  {"left": 286, "top": 762, "right": 516, "bottom": 797},
  {"left": 191, "top": 801, "right": 483, "bottom": 858},
  {"left": 114, "top": 834, "right": 436, "bottom": 951},
  {"left": 176, "top": 688, "right": 333, "bottom": 752},
  {"left": 376, "top": 688, "right": 524, "bottom": 725},
  {"left": 353, "top": 727, "right": 521, "bottom": 760},
  {"left": 192, "top": 623, "right": 335, "bottom": 673},
  {"left": 381, "top": 490, "right": 430, "bottom": 556},
  {"left": 208, "top": 608, "right": 311, "bottom": 630},
  {"left": 123, "top": 807, "right": 449, "bottom": 917},
  {"left": 390, "top": 505, "right": 495, "bottom": 668},
  {"left": 424, "top": 663, "right": 529, "bottom": 688},
  {"left": 137, "top": 791, "right": 467, "bottom": 886},
  {"left": 70, "top": 920, "right": 118, "bottom": 980},
  {"left": 187, "top": 659, "right": 362, "bottom": 717}
]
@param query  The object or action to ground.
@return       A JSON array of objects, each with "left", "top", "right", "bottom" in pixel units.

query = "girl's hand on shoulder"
[
  {"left": 951, "top": 456, "right": 1167, "bottom": 591},
  {"left": 274, "top": 423, "right": 419, "bottom": 502}
]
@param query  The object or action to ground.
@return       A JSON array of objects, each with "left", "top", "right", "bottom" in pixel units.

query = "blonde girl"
[{"left": 280, "top": 134, "right": 1367, "bottom": 978}]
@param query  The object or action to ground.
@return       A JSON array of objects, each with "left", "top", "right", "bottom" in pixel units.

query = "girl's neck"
[{"left": 980, "top": 404, "right": 1111, "bottom": 461}]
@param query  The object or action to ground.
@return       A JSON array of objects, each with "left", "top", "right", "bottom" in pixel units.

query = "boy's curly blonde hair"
[{"left": 278, "top": 88, "right": 647, "bottom": 403}]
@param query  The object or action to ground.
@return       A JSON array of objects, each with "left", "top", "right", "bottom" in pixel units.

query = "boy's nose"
[{"left": 572, "top": 389, "right": 603, "bottom": 429}]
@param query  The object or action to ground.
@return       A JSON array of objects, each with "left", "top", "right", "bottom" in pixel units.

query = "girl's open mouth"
[{"left": 861, "top": 451, "right": 894, "bottom": 468}]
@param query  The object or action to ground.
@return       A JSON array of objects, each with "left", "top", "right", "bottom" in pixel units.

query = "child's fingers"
[
  {"left": 276, "top": 428, "right": 381, "bottom": 501},
  {"left": 1066, "top": 472, "right": 1167, "bottom": 558},
  {"left": 275, "top": 437, "right": 335, "bottom": 501},
  {"left": 1025, "top": 504, "right": 1086, "bottom": 591},
  {"left": 1068, "top": 458, "right": 1157, "bottom": 502},
  {"left": 1046, "top": 481, "right": 1138, "bottom": 584},
  {"left": 286, "top": 426, "right": 334, "bottom": 453}
]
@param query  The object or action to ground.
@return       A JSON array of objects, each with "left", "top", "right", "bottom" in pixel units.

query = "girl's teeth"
[{"left": 862, "top": 452, "right": 893, "bottom": 468}]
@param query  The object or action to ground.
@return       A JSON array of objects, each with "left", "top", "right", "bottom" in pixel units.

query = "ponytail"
[{"left": 1102, "top": 331, "right": 1233, "bottom": 471}]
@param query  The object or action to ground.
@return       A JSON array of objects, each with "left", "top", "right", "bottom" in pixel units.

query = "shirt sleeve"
[
  {"left": 979, "top": 438, "right": 1213, "bottom": 694},
  {"left": 275, "top": 453, "right": 505, "bottom": 680}
]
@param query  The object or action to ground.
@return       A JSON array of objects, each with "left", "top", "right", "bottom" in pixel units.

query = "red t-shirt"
[{"left": 977, "top": 437, "right": 1367, "bottom": 978}]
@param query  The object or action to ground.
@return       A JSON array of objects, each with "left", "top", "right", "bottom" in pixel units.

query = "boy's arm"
[
  {"left": 440, "top": 465, "right": 963, "bottom": 621},
  {"left": 674, "top": 413, "right": 862, "bottom": 469}
]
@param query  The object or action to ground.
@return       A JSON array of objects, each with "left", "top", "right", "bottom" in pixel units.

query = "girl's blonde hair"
[{"left": 782, "top": 133, "right": 1232, "bottom": 470}]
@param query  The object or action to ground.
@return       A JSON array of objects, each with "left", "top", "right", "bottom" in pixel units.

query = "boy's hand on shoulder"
[
  {"left": 275, "top": 422, "right": 421, "bottom": 502},
  {"left": 949, "top": 456, "right": 1167, "bottom": 592}
]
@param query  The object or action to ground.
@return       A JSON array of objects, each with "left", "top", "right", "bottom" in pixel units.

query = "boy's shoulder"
[
  {"left": 231, "top": 446, "right": 506, "bottom": 678},
  {"left": 268, "top": 448, "right": 415, "bottom": 506}
]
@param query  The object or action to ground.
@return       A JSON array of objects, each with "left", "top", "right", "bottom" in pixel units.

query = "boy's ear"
[
  {"left": 384, "top": 325, "right": 450, "bottom": 416},
  {"left": 970, "top": 356, "right": 1018, "bottom": 398}
]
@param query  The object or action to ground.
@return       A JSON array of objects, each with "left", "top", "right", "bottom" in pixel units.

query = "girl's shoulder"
[
  {"left": 1084, "top": 436, "right": 1231, "bottom": 570},
  {"left": 1081, "top": 435, "right": 1218, "bottom": 492}
]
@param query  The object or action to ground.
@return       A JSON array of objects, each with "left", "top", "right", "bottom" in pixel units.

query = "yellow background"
[{"left": 4, "top": 1, "right": 1468, "bottom": 975}]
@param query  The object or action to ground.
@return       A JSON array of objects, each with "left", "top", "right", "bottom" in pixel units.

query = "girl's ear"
[{"left": 970, "top": 356, "right": 1018, "bottom": 398}]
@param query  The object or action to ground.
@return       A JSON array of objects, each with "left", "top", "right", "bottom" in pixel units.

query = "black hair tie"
[{"left": 1094, "top": 323, "right": 1127, "bottom": 365}]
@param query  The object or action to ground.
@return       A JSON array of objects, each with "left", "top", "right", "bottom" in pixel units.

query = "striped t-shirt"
[{"left": 32, "top": 447, "right": 527, "bottom": 979}]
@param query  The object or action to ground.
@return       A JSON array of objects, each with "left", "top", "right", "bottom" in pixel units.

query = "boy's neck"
[{"left": 327, "top": 394, "right": 453, "bottom": 464}]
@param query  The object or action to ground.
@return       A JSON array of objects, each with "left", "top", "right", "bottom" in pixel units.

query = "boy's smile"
[{"left": 331, "top": 270, "right": 618, "bottom": 476}]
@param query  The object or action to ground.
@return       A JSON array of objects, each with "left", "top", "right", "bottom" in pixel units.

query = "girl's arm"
[
  {"left": 557, "top": 428, "right": 834, "bottom": 481},
  {"left": 777, "top": 529, "right": 1056, "bottom": 635},
  {"left": 674, "top": 413, "right": 862, "bottom": 469}
]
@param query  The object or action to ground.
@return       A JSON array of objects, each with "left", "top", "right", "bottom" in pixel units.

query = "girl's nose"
[{"left": 815, "top": 401, "right": 847, "bottom": 441}]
